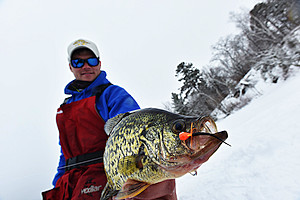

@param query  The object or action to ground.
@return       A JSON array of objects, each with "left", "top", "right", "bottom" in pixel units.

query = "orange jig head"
[
  {"left": 179, "top": 122, "right": 196, "bottom": 141},
  {"left": 179, "top": 132, "right": 192, "bottom": 141}
]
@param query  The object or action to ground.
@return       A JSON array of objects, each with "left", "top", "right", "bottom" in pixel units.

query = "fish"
[{"left": 100, "top": 108, "right": 229, "bottom": 200}]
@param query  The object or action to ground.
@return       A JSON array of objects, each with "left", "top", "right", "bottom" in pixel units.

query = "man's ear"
[{"left": 69, "top": 64, "right": 73, "bottom": 72}]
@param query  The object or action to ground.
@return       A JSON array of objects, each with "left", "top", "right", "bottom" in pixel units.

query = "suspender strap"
[
  {"left": 65, "top": 151, "right": 104, "bottom": 171},
  {"left": 61, "top": 83, "right": 113, "bottom": 106}
]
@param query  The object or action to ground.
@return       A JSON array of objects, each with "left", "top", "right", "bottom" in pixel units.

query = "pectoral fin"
[{"left": 115, "top": 179, "right": 150, "bottom": 199}]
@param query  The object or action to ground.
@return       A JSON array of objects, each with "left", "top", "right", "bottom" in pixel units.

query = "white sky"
[{"left": 0, "top": 0, "right": 260, "bottom": 199}]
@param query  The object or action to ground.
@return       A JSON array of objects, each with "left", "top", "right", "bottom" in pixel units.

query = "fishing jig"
[{"left": 179, "top": 130, "right": 231, "bottom": 147}]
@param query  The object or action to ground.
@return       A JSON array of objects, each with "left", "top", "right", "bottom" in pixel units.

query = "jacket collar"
[{"left": 64, "top": 70, "right": 110, "bottom": 95}]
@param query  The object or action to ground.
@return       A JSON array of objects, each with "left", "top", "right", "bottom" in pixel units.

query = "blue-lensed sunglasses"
[{"left": 71, "top": 57, "right": 100, "bottom": 68}]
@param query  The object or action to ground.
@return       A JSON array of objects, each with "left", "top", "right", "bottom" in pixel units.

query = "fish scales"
[{"left": 104, "top": 111, "right": 172, "bottom": 186}]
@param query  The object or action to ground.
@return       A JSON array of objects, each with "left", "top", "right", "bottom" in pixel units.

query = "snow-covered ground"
[{"left": 177, "top": 68, "right": 300, "bottom": 200}]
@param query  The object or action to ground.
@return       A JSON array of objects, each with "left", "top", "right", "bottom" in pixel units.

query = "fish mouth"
[
  {"left": 182, "top": 117, "right": 228, "bottom": 152},
  {"left": 159, "top": 117, "right": 228, "bottom": 176},
  {"left": 164, "top": 117, "right": 228, "bottom": 175}
]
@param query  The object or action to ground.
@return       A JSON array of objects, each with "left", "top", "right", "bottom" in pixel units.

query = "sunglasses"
[{"left": 71, "top": 57, "right": 100, "bottom": 68}]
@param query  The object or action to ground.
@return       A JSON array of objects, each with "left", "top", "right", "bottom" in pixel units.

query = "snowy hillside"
[{"left": 176, "top": 68, "right": 300, "bottom": 200}]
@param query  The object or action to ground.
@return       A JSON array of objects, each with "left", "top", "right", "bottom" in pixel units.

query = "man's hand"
[{"left": 119, "top": 179, "right": 177, "bottom": 200}]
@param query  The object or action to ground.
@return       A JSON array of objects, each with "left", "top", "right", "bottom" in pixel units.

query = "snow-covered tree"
[{"left": 171, "top": 0, "right": 300, "bottom": 119}]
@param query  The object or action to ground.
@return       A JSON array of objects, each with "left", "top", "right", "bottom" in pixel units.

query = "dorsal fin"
[{"left": 104, "top": 112, "right": 131, "bottom": 135}]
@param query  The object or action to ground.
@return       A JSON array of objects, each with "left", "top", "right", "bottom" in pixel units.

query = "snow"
[
  {"left": 176, "top": 68, "right": 300, "bottom": 199},
  {"left": 0, "top": 66, "right": 298, "bottom": 200}
]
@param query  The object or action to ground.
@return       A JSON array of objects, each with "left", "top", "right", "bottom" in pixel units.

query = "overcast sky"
[{"left": 0, "top": 0, "right": 260, "bottom": 199}]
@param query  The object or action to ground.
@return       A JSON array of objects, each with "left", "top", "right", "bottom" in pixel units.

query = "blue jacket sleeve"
[
  {"left": 52, "top": 147, "right": 66, "bottom": 187},
  {"left": 97, "top": 85, "right": 140, "bottom": 122}
]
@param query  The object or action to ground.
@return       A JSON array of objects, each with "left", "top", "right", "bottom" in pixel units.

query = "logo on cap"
[{"left": 73, "top": 39, "right": 90, "bottom": 47}]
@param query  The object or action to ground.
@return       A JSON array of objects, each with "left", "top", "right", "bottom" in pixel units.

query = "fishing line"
[{"left": 192, "top": 131, "right": 231, "bottom": 147}]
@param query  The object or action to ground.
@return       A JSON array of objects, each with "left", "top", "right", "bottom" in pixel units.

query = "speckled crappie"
[{"left": 100, "top": 108, "right": 228, "bottom": 200}]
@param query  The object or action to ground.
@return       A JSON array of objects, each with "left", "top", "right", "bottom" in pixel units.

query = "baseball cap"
[{"left": 67, "top": 39, "right": 100, "bottom": 62}]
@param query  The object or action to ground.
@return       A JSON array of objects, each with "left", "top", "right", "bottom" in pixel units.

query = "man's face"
[{"left": 69, "top": 49, "right": 101, "bottom": 81}]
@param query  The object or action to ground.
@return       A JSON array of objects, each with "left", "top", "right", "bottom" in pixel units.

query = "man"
[{"left": 42, "top": 39, "right": 177, "bottom": 200}]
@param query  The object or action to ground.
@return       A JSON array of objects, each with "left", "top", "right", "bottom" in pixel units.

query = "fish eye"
[{"left": 172, "top": 120, "right": 186, "bottom": 133}]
